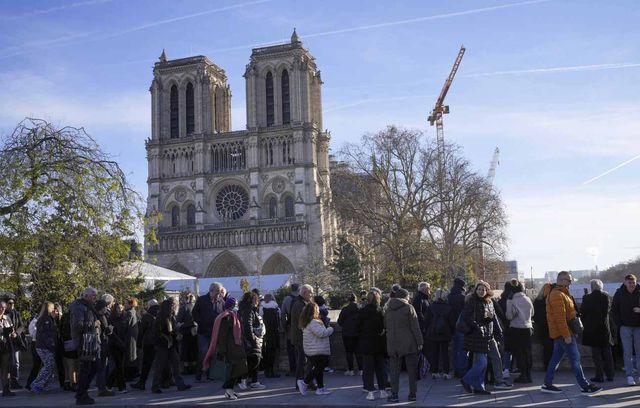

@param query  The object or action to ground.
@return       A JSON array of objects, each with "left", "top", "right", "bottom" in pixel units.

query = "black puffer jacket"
[
  {"left": 448, "top": 279, "right": 466, "bottom": 320},
  {"left": 35, "top": 315, "right": 58, "bottom": 351},
  {"left": 462, "top": 294, "right": 495, "bottom": 353},
  {"left": 425, "top": 300, "right": 454, "bottom": 342},
  {"left": 611, "top": 283, "right": 640, "bottom": 328},
  {"left": 337, "top": 302, "right": 360, "bottom": 338},
  {"left": 238, "top": 300, "right": 263, "bottom": 357},
  {"left": 411, "top": 291, "right": 430, "bottom": 335},
  {"left": 581, "top": 290, "right": 613, "bottom": 347},
  {"left": 139, "top": 305, "right": 159, "bottom": 347},
  {"left": 356, "top": 303, "right": 386, "bottom": 355}
]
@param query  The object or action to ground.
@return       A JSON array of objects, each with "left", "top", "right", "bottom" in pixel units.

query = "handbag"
[
  {"left": 79, "top": 332, "right": 99, "bottom": 362},
  {"left": 455, "top": 313, "right": 471, "bottom": 334},
  {"left": 417, "top": 352, "right": 430, "bottom": 380},
  {"left": 568, "top": 317, "right": 584, "bottom": 335}
]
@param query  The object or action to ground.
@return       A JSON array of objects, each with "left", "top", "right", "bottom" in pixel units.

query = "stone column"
[
  {"left": 150, "top": 78, "right": 160, "bottom": 140},
  {"left": 195, "top": 74, "right": 203, "bottom": 133},
  {"left": 245, "top": 64, "right": 257, "bottom": 129},
  {"left": 179, "top": 83, "right": 186, "bottom": 138}
]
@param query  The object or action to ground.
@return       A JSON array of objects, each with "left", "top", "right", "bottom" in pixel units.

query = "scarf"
[{"left": 202, "top": 309, "right": 242, "bottom": 370}]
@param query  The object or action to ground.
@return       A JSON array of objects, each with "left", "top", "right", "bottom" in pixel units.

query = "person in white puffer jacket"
[{"left": 297, "top": 302, "right": 333, "bottom": 396}]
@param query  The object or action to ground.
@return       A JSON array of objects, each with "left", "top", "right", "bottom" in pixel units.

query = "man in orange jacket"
[{"left": 540, "top": 271, "right": 602, "bottom": 395}]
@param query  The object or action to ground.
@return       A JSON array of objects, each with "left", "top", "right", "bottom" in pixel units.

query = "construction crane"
[
  {"left": 428, "top": 45, "right": 466, "bottom": 155},
  {"left": 487, "top": 147, "right": 500, "bottom": 184},
  {"left": 478, "top": 147, "right": 500, "bottom": 281}
]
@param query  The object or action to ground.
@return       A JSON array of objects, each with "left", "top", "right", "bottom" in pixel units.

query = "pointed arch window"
[
  {"left": 186, "top": 203, "right": 196, "bottom": 226},
  {"left": 281, "top": 69, "right": 290, "bottom": 124},
  {"left": 186, "top": 82, "right": 195, "bottom": 134},
  {"left": 266, "top": 72, "right": 274, "bottom": 126},
  {"left": 170, "top": 85, "right": 179, "bottom": 138},
  {"left": 268, "top": 197, "right": 278, "bottom": 219},
  {"left": 284, "top": 195, "right": 294, "bottom": 218},
  {"left": 171, "top": 206, "right": 180, "bottom": 227}
]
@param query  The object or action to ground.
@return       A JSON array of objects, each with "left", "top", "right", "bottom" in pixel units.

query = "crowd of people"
[{"left": 4, "top": 270, "right": 640, "bottom": 404}]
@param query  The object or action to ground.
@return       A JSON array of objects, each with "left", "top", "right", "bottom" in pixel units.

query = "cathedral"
[{"left": 145, "top": 30, "right": 336, "bottom": 280}]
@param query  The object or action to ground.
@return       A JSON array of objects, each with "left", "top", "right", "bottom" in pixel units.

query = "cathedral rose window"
[{"left": 215, "top": 184, "right": 249, "bottom": 220}]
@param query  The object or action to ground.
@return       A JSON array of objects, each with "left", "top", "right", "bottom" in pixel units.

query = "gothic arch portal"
[
  {"left": 261, "top": 253, "right": 295, "bottom": 275},
  {"left": 206, "top": 251, "right": 248, "bottom": 278}
]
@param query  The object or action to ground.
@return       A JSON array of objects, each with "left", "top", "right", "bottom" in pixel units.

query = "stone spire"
[
  {"left": 291, "top": 28, "right": 300, "bottom": 43},
  {"left": 159, "top": 49, "right": 167, "bottom": 63}
]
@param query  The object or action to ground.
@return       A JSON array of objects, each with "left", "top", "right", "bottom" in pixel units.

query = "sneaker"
[
  {"left": 324, "top": 367, "right": 334, "bottom": 373},
  {"left": 316, "top": 387, "right": 331, "bottom": 395},
  {"left": 460, "top": 379, "right": 472, "bottom": 393},
  {"left": 502, "top": 369, "right": 511, "bottom": 378},
  {"left": 442, "top": 373, "right": 451, "bottom": 380},
  {"left": 540, "top": 384, "right": 563, "bottom": 394},
  {"left": 494, "top": 382, "right": 513, "bottom": 390},
  {"left": 408, "top": 393, "right": 416, "bottom": 401},
  {"left": 474, "top": 389, "right": 492, "bottom": 395},
  {"left": 225, "top": 389, "right": 238, "bottom": 400},
  {"left": 249, "top": 382, "right": 266, "bottom": 390},
  {"left": 387, "top": 392, "right": 399, "bottom": 403},
  {"left": 238, "top": 379, "right": 248, "bottom": 390},
  {"left": 366, "top": 391, "right": 376, "bottom": 400},
  {"left": 379, "top": 390, "right": 389, "bottom": 399},
  {"left": 431, "top": 373, "right": 440, "bottom": 379},
  {"left": 627, "top": 376, "right": 636, "bottom": 386},
  {"left": 344, "top": 370, "right": 354, "bottom": 376},
  {"left": 581, "top": 384, "right": 602, "bottom": 395},
  {"left": 296, "top": 380, "right": 308, "bottom": 396},
  {"left": 357, "top": 370, "right": 363, "bottom": 376}
]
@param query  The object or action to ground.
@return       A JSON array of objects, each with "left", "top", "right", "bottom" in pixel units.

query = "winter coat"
[
  {"left": 337, "top": 302, "right": 360, "bottom": 338},
  {"left": 192, "top": 293, "right": 225, "bottom": 336},
  {"left": 35, "top": 315, "right": 58, "bottom": 351},
  {"left": 411, "top": 291, "right": 430, "bottom": 335},
  {"left": 506, "top": 292, "right": 534, "bottom": 329},
  {"left": 69, "top": 298, "right": 99, "bottom": 350},
  {"left": 302, "top": 319, "right": 333, "bottom": 356},
  {"left": 545, "top": 284, "right": 577, "bottom": 339},
  {"left": 581, "top": 290, "right": 614, "bottom": 347},
  {"left": 216, "top": 314, "right": 248, "bottom": 379},
  {"left": 462, "top": 294, "right": 495, "bottom": 354},
  {"left": 154, "top": 315, "right": 180, "bottom": 349},
  {"left": 356, "top": 303, "right": 386, "bottom": 355},
  {"left": 425, "top": 300, "right": 455, "bottom": 342},
  {"left": 238, "top": 300, "right": 264, "bottom": 357},
  {"left": 109, "top": 313, "right": 128, "bottom": 354},
  {"left": 611, "top": 283, "right": 640, "bottom": 328},
  {"left": 261, "top": 301, "right": 280, "bottom": 351},
  {"left": 448, "top": 279, "right": 466, "bottom": 320},
  {"left": 139, "top": 305, "right": 159, "bottom": 347},
  {"left": 289, "top": 295, "right": 308, "bottom": 347},
  {"left": 124, "top": 307, "right": 138, "bottom": 361},
  {"left": 533, "top": 287, "right": 550, "bottom": 341},
  {"left": 384, "top": 298, "right": 423, "bottom": 357}
]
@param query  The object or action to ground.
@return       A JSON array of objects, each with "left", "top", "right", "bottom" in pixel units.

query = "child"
[{"left": 298, "top": 302, "right": 333, "bottom": 396}]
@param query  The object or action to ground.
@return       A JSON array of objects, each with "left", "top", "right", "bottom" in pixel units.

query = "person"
[
  {"left": 412, "top": 282, "right": 431, "bottom": 357},
  {"left": 202, "top": 297, "right": 248, "bottom": 400},
  {"left": 425, "top": 288, "right": 454, "bottom": 380},
  {"left": 260, "top": 293, "right": 281, "bottom": 378},
  {"left": 338, "top": 293, "right": 362, "bottom": 376},
  {"left": 384, "top": 287, "right": 423, "bottom": 403},
  {"left": 290, "top": 284, "right": 313, "bottom": 389},
  {"left": 94, "top": 300, "right": 115, "bottom": 397},
  {"left": 357, "top": 290, "right": 388, "bottom": 401},
  {"left": 314, "top": 295, "right": 334, "bottom": 373},
  {"left": 611, "top": 273, "right": 640, "bottom": 386},
  {"left": 25, "top": 312, "right": 41, "bottom": 391},
  {"left": 581, "top": 279, "right": 614, "bottom": 383},
  {"left": 540, "top": 271, "right": 601, "bottom": 395},
  {"left": 30, "top": 301, "right": 58, "bottom": 393},
  {"left": 69, "top": 287, "right": 101, "bottom": 405},
  {"left": 498, "top": 282, "right": 516, "bottom": 377},
  {"left": 53, "top": 303, "right": 66, "bottom": 389},
  {"left": 486, "top": 297, "right": 511, "bottom": 389},
  {"left": 297, "top": 302, "right": 333, "bottom": 396},
  {"left": 150, "top": 298, "right": 192, "bottom": 394},
  {"left": 448, "top": 277, "right": 467, "bottom": 378},
  {"left": 0, "top": 301, "right": 18, "bottom": 397},
  {"left": 60, "top": 303, "right": 78, "bottom": 392},
  {"left": 505, "top": 279, "right": 534, "bottom": 383},
  {"left": 192, "top": 282, "right": 226, "bottom": 382},
  {"left": 177, "top": 293, "right": 198, "bottom": 375},
  {"left": 281, "top": 283, "right": 299, "bottom": 376},
  {"left": 238, "top": 291, "right": 266, "bottom": 390},
  {"left": 4, "top": 297, "right": 24, "bottom": 390},
  {"left": 131, "top": 299, "right": 159, "bottom": 390},
  {"left": 533, "top": 285, "right": 553, "bottom": 370},
  {"left": 123, "top": 297, "right": 139, "bottom": 381},
  {"left": 459, "top": 281, "right": 496, "bottom": 395},
  {"left": 107, "top": 303, "right": 127, "bottom": 393}
]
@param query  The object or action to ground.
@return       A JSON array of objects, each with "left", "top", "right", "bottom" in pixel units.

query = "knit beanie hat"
[{"left": 224, "top": 297, "right": 237, "bottom": 310}]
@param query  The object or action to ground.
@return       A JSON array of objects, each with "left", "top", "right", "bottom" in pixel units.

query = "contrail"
[
  {"left": 325, "top": 94, "right": 435, "bottom": 113},
  {"left": 465, "top": 62, "right": 640, "bottom": 77},
  {"left": 0, "top": 0, "right": 113, "bottom": 20},
  {"left": 208, "top": 0, "right": 553, "bottom": 53},
  {"left": 582, "top": 153, "right": 640, "bottom": 185}
]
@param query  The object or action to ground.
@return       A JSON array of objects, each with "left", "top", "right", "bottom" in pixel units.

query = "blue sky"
[{"left": 1, "top": 0, "right": 638, "bottom": 277}]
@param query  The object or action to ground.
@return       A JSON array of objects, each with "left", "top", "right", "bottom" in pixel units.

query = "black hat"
[{"left": 95, "top": 300, "right": 108, "bottom": 311}]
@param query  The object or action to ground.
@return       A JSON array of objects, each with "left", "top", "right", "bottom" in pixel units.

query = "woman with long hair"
[
  {"left": 425, "top": 288, "right": 455, "bottom": 380},
  {"left": 107, "top": 303, "right": 127, "bottom": 393},
  {"left": 202, "top": 297, "right": 248, "bottom": 400},
  {"left": 150, "top": 298, "right": 191, "bottom": 394},
  {"left": 30, "top": 302, "right": 58, "bottom": 393},
  {"left": 0, "top": 301, "right": 17, "bottom": 397},
  {"left": 460, "top": 281, "right": 496, "bottom": 395},
  {"left": 297, "top": 302, "right": 334, "bottom": 396},
  {"left": 338, "top": 293, "right": 362, "bottom": 376},
  {"left": 238, "top": 291, "right": 266, "bottom": 390},
  {"left": 358, "top": 290, "right": 388, "bottom": 401},
  {"left": 506, "top": 279, "right": 534, "bottom": 383}
]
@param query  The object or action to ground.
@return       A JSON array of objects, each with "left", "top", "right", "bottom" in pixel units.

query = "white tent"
[
  {"left": 121, "top": 261, "right": 197, "bottom": 292},
  {"left": 165, "top": 273, "right": 292, "bottom": 298}
]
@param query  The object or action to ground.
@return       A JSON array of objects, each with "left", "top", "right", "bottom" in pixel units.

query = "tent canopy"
[
  {"left": 122, "top": 261, "right": 196, "bottom": 281},
  {"left": 164, "top": 273, "right": 292, "bottom": 297}
]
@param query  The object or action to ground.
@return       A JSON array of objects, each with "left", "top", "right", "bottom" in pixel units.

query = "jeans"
[
  {"left": 488, "top": 338, "right": 504, "bottom": 382},
  {"left": 619, "top": 326, "right": 640, "bottom": 377},
  {"left": 389, "top": 353, "right": 418, "bottom": 395},
  {"left": 543, "top": 336, "right": 589, "bottom": 388},
  {"left": 453, "top": 332, "right": 467, "bottom": 376},
  {"left": 197, "top": 334, "right": 211, "bottom": 377},
  {"left": 463, "top": 352, "right": 487, "bottom": 391},
  {"left": 502, "top": 351, "right": 512, "bottom": 371},
  {"left": 10, "top": 348, "right": 19, "bottom": 381},
  {"left": 591, "top": 346, "right": 614, "bottom": 380},
  {"left": 362, "top": 353, "right": 387, "bottom": 391}
]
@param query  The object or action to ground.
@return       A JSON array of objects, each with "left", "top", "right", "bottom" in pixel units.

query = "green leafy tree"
[{"left": 331, "top": 234, "right": 364, "bottom": 293}]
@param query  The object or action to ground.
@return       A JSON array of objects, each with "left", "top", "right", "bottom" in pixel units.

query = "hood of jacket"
[
  {"left": 147, "top": 304, "right": 160, "bottom": 317},
  {"left": 386, "top": 297, "right": 409, "bottom": 311},
  {"left": 262, "top": 300, "right": 279, "bottom": 310},
  {"left": 454, "top": 277, "right": 466, "bottom": 288}
]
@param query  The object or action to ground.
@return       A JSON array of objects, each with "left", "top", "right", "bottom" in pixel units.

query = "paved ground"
[{"left": 5, "top": 370, "right": 640, "bottom": 407}]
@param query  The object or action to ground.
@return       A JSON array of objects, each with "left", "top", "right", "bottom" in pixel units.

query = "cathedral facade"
[{"left": 145, "top": 31, "right": 336, "bottom": 279}]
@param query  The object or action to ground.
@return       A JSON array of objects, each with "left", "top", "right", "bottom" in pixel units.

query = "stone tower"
[{"left": 145, "top": 31, "right": 336, "bottom": 281}]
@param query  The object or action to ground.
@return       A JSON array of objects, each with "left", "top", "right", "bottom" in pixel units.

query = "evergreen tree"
[{"left": 332, "top": 234, "right": 364, "bottom": 292}]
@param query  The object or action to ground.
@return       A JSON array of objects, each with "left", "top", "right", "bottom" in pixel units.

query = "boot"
[{"left": 3, "top": 386, "right": 16, "bottom": 397}]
